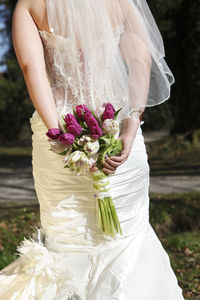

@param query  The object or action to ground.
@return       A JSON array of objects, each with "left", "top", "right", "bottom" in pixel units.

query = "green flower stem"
[
  {"left": 92, "top": 170, "right": 123, "bottom": 238},
  {"left": 106, "top": 198, "right": 114, "bottom": 237},
  {"left": 100, "top": 199, "right": 108, "bottom": 234},
  {"left": 98, "top": 200, "right": 104, "bottom": 230},
  {"left": 108, "top": 197, "right": 122, "bottom": 235}
]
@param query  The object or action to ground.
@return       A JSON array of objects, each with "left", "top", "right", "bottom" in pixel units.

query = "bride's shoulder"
[
  {"left": 13, "top": 0, "right": 48, "bottom": 33},
  {"left": 16, "top": 0, "right": 48, "bottom": 31}
]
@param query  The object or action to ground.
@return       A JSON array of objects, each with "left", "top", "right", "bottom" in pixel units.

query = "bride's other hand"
[
  {"left": 101, "top": 116, "right": 142, "bottom": 174},
  {"left": 90, "top": 163, "right": 98, "bottom": 173}
]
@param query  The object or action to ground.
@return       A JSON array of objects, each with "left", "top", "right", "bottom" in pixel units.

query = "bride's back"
[
  {"left": 29, "top": 0, "right": 124, "bottom": 36},
  {"left": 26, "top": 0, "right": 129, "bottom": 126}
]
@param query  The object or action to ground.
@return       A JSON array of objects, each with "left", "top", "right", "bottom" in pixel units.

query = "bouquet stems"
[{"left": 92, "top": 170, "right": 122, "bottom": 238}]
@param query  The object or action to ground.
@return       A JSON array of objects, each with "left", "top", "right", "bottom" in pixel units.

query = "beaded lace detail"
[{"left": 30, "top": 24, "right": 125, "bottom": 133}]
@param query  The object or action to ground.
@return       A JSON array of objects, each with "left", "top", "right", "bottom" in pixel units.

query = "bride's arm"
[
  {"left": 102, "top": 0, "right": 152, "bottom": 174},
  {"left": 12, "top": 0, "right": 59, "bottom": 130}
]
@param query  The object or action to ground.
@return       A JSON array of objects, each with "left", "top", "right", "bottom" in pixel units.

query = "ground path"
[{"left": 0, "top": 131, "right": 199, "bottom": 207}]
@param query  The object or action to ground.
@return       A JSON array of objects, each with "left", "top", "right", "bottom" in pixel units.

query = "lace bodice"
[{"left": 38, "top": 24, "right": 125, "bottom": 121}]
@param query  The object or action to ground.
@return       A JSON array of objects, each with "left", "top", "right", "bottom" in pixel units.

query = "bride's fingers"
[
  {"left": 104, "top": 157, "right": 121, "bottom": 168},
  {"left": 102, "top": 161, "right": 116, "bottom": 171},
  {"left": 90, "top": 168, "right": 98, "bottom": 173},
  {"left": 89, "top": 163, "right": 98, "bottom": 172},
  {"left": 110, "top": 152, "right": 128, "bottom": 162},
  {"left": 102, "top": 168, "right": 116, "bottom": 175}
]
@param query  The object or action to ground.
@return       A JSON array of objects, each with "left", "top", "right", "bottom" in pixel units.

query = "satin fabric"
[{"left": 0, "top": 112, "right": 184, "bottom": 299}]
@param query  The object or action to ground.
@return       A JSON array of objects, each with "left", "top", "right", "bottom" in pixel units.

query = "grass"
[
  {"left": 146, "top": 129, "right": 200, "bottom": 175},
  {"left": 0, "top": 206, "right": 40, "bottom": 269},
  {"left": 149, "top": 192, "right": 200, "bottom": 299},
  {"left": 0, "top": 193, "right": 199, "bottom": 298}
]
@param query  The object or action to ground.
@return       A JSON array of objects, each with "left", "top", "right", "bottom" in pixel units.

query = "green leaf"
[
  {"left": 109, "top": 139, "right": 123, "bottom": 156},
  {"left": 91, "top": 110, "right": 101, "bottom": 126},
  {"left": 114, "top": 108, "right": 122, "bottom": 120},
  {"left": 63, "top": 123, "right": 67, "bottom": 132},
  {"left": 73, "top": 109, "right": 78, "bottom": 119},
  {"left": 81, "top": 129, "right": 90, "bottom": 135},
  {"left": 79, "top": 120, "right": 87, "bottom": 129},
  {"left": 57, "top": 150, "right": 68, "bottom": 156},
  {"left": 72, "top": 142, "right": 83, "bottom": 151},
  {"left": 99, "top": 136, "right": 111, "bottom": 145}
]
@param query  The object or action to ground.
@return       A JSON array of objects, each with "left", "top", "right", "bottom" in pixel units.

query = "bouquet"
[{"left": 46, "top": 103, "right": 123, "bottom": 238}]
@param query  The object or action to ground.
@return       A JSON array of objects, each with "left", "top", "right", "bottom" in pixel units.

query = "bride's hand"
[
  {"left": 89, "top": 134, "right": 133, "bottom": 175},
  {"left": 101, "top": 134, "right": 135, "bottom": 174},
  {"left": 101, "top": 117, "right": 141, "bottom": 175}
]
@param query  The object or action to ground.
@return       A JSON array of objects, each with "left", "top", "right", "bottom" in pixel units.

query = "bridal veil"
[{"left": 44, "top": 0, "right": 174, "bottom": 121}]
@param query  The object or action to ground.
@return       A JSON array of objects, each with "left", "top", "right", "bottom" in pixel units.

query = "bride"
[{"left": 0, "top": 0, "right": 185, "bottom": 299}]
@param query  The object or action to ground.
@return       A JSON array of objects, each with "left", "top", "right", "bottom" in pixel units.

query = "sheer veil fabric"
[{"left": 43, "top": 0, "right": 174, "bottom": 124}]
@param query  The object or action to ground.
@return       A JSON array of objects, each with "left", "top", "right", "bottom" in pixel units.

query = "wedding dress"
[{"left": 0, "top": 0, "right": 184, "bottom": 299}]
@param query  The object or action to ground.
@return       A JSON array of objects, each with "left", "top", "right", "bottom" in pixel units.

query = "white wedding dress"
[{"left": 0, "top": 0, "right": 184, "bottom": 299}]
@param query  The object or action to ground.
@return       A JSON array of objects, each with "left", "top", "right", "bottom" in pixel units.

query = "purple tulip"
[
  {"left": 76, "top": 105, "right": 89, "bottom": 121},
  {"left": 84, "top": 111, "right": 99, "bottom": 127},
  {"left": 84, "top": 111, "right": 103, "bottom": 139},
  {"left": 102, "top": 103, "right": 115, "bottom": 120},
  {"left": 90, "top": 125, "right": 103, "bottom": 139},
  {"left": 46, "top": 128, "right": 62, "bottom": 140},
  {"left": 64, "top": 113, "right": 82, "bottom": 136},
  {"left": 58, "top": 133, "right": 75, "bottom": 145}
]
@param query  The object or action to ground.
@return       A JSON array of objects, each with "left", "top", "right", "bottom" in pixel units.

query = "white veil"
[{"left": 45, "top": 0, "right": 174, "bottom": 120}]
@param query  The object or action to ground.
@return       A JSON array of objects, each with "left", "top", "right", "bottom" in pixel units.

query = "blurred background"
[{"left": 0, "top": 0, "right": 200, "bottom": 298}]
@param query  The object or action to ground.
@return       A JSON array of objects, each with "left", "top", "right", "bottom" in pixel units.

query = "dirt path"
[
  {"left": 1, "top": 167, "right": 199, "bottom": 208},
  {"left": 0, "top": 130, "right": 199, "bottom": 207}
]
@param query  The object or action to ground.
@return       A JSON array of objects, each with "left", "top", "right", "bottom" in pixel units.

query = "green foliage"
[
  {"left": 0, "top": 206, "right": 40, "bottom": 269},
  {"left": 150, "top": 192, "right": 200, "bottom": 298},
  {"left": 146, "top": 129, "right": 200, "bottom": 176},
  {"left": 148, "top": 0, "right": 200, "bottom": 132},
  {"left": 0, "top": 0, "right": 34, "bottom": 141},
  {"left": 0, "top": 56, "right": 33, "bottom": 140}
]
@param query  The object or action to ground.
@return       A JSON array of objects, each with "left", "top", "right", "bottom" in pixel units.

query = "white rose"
[
  {"left": 83, "top": 140, "right": 100, "bottom": 156},
  {"left": 49, "top": 139, "right": 69, "bottom": 154},
  {"left": 78, "top": 135, "right": 91, "bottom": 146},
  {"left": 67, "top": 151, "right": 90, "bottom": 175},
  {"left": 102, "top": 119, "right": 119, "bottom": 135}
]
